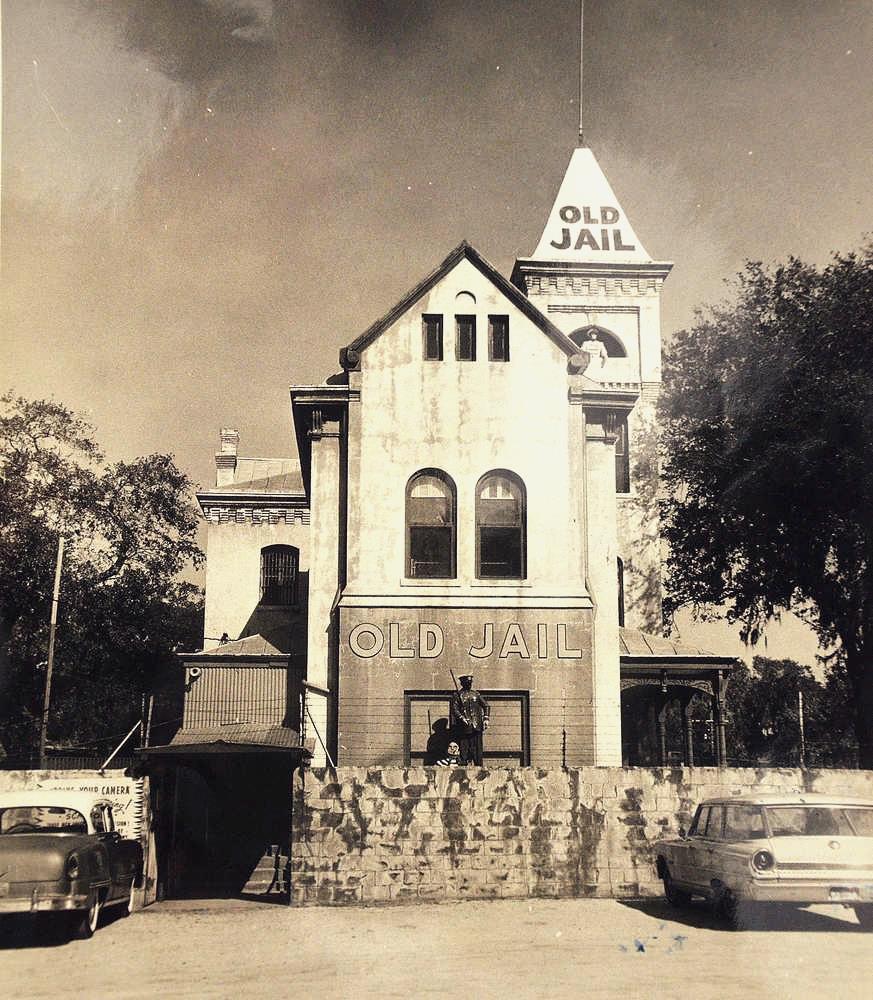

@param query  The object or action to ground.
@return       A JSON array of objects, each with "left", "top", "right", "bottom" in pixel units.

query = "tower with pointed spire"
[{"left": 512, "top": 144, "right": 673, "bottom": 635}]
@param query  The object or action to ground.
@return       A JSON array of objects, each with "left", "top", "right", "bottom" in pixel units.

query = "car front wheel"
[
  {"left": 663, "top": 868, "right": 691, "bottom": 907},
  {"left": 854, "top": 905, "right": 873, "bottom": 930}
]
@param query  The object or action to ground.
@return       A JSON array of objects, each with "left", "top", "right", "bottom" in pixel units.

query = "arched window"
[
  {"left": 406, "top": 470, "right": 456, "bottom": 578},
  {"left": 476, "top": 471, "right": 526, "bottom": 579},
  {"left": 617, "top": 557, "right": 626, "bottom": 627},
  {"left": 260, "top": 545, "right": 299, "bottom": 605},
  {"left": 569, "top": 324, "right": 627, "bottom": 358},
  {"left": 615, "top": 417, "right": 630, "bottom": 493}
]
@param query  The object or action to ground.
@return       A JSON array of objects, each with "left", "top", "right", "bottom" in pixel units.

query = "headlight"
[
  {"left": 752, "top": 850, "right": 774, "bottom": 872},
  {"left": 65, "top": 855, "right": 80, "bottom": 879}
]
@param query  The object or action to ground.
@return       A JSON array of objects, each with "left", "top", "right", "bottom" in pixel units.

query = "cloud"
[{"left": 89, "top": 0, "right": 277, "bottom": 84}]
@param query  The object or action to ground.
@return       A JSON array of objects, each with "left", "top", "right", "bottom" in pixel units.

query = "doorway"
[{"left": 152, "top": 753, "right": 296, "bottom": 899}]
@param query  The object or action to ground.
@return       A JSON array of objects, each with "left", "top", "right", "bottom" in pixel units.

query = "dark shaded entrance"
[{"left": 140, "top": 731, "right": 310, "bottom": 900}]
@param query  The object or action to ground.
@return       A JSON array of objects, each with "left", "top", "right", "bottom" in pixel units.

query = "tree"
[
  {"left": 0, "top": 393, "right": 203, "bottom": 761},
  {"left": 660, "top": 244, "right": 873, "bottom": 765},
  {"left": 723, "top": 656, "right": 856, "bottom": 768}
]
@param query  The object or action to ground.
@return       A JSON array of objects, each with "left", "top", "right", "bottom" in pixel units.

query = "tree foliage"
[
  {"left": 725, "top": 657, "right": 857, "bottom": 768},
  {"left": 660, "top": 245, "right": 873, "bottom": 765},
  {"left": 0, "top": 393, "right": 203, "bottom": 762}
]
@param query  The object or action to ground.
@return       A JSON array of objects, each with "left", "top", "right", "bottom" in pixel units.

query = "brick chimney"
[{"left": 215, "top": 428, "right": 239, "bottom": 487}]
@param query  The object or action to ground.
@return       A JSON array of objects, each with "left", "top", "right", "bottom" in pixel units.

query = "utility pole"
[
  {"left": 39, "top": 536, "right": 64, "bottom": 768},
  {"left": 798, "top": 689, "right": 807, "bottom": 770}
]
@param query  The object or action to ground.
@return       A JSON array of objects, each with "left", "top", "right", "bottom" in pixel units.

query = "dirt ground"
[{"left": 2, "top": 896, "right": 871, "bottom": 999}]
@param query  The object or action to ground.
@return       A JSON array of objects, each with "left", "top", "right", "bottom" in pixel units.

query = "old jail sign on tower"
[
  {"left": 532, "top": 147, "right": 650, "bottom": 265},
  {"left": 549, "top": 204, "right": 636, "bottom": 252}
]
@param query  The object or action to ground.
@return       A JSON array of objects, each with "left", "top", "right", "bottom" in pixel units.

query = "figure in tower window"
[
  {"left": 449, "top": 674, "right": 490, "bottom": 765},
  {"left": 580, "top": 328, "right": 608, "bottom": 370}
]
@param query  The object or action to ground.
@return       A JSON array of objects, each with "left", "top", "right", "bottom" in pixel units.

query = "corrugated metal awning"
[{"left": 139, "top": 724, "right": 311, "bottom": 757}]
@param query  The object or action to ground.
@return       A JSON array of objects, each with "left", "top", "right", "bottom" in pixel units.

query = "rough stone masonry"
[{"left": 289, "top": 765, "right": 873, "bottom": 906}]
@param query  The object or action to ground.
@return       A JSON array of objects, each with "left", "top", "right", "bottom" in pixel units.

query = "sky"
[{"left": 3, "top": 0, "right": 872, "bottom": 666}]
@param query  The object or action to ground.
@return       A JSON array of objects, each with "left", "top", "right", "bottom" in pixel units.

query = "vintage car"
[
  {"left": 0, "top": 789, "right": 143, "bottom": 938},
  {"left": 655, "top": 793, "right": 873, "bottom": 928}
]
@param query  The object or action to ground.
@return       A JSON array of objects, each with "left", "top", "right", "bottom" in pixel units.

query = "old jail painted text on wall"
[{"left": 347, "top": 621, "right": 585, "bottom": 660}]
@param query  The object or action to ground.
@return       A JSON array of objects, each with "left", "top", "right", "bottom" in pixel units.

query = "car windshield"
[
  {"left": 764, "top": 806, "right": 873, "bottom": 837},
  {"left": 0, "top": 806, "right": 88, "bottom": 835}
]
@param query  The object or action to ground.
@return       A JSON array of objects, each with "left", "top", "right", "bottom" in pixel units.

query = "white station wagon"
[{"left": 655, "top": 793, "right": 873, "bottom": 928}]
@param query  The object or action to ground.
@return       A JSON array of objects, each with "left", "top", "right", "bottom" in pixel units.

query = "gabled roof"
[{"left": 340, "top": 241, "right": 577, "bottom": 366}]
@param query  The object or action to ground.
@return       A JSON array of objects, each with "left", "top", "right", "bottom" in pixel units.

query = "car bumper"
[
  {"left": 0, "top": 890, "right": 90, "bottom": 914},
  {"left": 741, "top": 880, "right": 873, "bottom": 904}
]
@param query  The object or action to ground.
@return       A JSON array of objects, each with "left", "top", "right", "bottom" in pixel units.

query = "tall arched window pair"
[{"left": 406, "top": 470, "right": 526, "bottom": 580}]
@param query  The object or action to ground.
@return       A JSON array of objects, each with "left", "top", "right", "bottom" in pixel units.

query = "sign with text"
[
  {"left": 35, "top": 775, "right": 144, "bottom": 839},
  {"left": 340, "top": 608, "right": 592, "bottom": 671},
  {"left": 533, "top": 147, "right": 649, "bottom": 264}
]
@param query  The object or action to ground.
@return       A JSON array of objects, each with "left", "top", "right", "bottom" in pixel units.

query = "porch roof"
[{"left": 619, "top": 627, "right": 737, "bottom": 669}]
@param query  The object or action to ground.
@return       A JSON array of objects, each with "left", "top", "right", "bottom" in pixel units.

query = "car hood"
[
  {"left": 0, "top": 834, "right": 94, "bottom": 882},
  {"left": 771, "top": 835, "right": 873, "bottom": 870}
]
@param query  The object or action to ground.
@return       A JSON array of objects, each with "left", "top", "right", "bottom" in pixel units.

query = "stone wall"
[{"left": 290, "top": 765, "right": 873, "bottom": 905}]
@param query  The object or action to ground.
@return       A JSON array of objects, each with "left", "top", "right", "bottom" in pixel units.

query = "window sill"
[
  {"left": 399, "top": 579, "right": 462, "bottom": 588},
  {"left": 470, "top": 580, "right": 530, "bottom": 587}
]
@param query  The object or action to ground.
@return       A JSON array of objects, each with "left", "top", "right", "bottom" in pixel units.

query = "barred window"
[
  {"left": 406, "top": 470, "right": 456, "bottom": 578},
  {"left": 476, "top": 471, "right": 526, "bottom": 579},
  {"left": 260, "top": 545, "right": 298, "bottom": 605}
]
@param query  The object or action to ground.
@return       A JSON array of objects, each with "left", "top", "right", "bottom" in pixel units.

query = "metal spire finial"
[{"left": 578, "top": 0, "right": 586, "bottom": 146}]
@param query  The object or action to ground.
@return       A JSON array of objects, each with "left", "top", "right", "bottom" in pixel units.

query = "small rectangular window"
[
  {"left": 615, "top": 418, "right": 630, "bottom": 493},
  {"left": 422, "top": 315, "right": 443, "bottom": 361},
  {"left": 488, "top": 316, "right": 510, "bottom": 361},
  {"left": 617, "top": 558, "right": 625, "bottom": 627},
  {"left": 456, "top": 315, "right": 476, "bottom": 361}
]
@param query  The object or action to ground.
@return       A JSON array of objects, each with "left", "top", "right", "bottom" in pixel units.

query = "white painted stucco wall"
[
  {"left": 203, "top": 520, "right": 310, "bottom": 645},
  {"left": 346, "top": 256, "right": 587, "bottom": 601}
]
